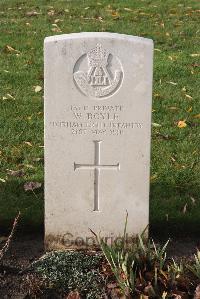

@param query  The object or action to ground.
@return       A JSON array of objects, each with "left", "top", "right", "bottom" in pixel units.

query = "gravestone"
[{"left": 44, "top": 32, "right": 153, "bottom": 249}]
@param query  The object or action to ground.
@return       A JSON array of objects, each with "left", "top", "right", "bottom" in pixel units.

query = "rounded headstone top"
[{"left": 44, "top": 32, "right": 154, "bottom": 47}]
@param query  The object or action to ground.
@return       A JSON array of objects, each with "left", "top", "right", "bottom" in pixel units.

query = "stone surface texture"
[{"left": 44, "top": 32, "right": 153, "bottom": 249}]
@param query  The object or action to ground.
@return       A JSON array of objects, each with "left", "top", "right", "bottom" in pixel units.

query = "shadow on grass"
[
  {"left": 1, "top": 179, "right": 200, "bottom": 238},
  {"left": 150, "top": 181, "right": 200, "bottom": 239},
  {"left": 0, "top": 179, "right": 44, "bottom": 235}
]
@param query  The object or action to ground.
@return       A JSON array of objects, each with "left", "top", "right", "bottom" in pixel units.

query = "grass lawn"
[{"left": 0, "top": 0, "right": 199, "bottom": 236}]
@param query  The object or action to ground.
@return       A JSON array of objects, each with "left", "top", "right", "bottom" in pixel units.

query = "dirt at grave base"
[
  {"left": 0, "top": 233, "right": 200, "bottom": 298},
  {"left": 0, "top": 234, "right": 44, "bottom": 299}
]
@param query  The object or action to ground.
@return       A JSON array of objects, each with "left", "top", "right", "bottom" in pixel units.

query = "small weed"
[
  {"left": 92, "top": 215, "right": 200, "bottom": 298},
  {"left": 187, "top": 250, "right": 200, "bottom": 279},
  {"left": 0, "top": 212, "right": 20, "bottom": 261},
  {"left": 93, "top": 214, "right": 171, "bottom": 297}
]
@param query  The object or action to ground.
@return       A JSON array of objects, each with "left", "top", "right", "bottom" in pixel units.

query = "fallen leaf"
[
  {"left": 24, "top": 181, "right": 41, "bottom": 191},
  {"left": 95, "top": 16, "right": 103, "bottom": 22},
  {"left": 33, "top": 157, "right": 43, "bottom": 162},
  {"left": 34, "top": 85, "right": 42, "bottom": 93},
  {"left": 7, "top": 169, "right": 25, "bottom": 177},
  {"left": 155, "top": 133, "right": 174, "bottom": 140},
  {"left": 7, "top": 93, "right": 15, "bottom": 99},
  {"left": 0, "top": 178, "right": 6, "bottom": 183},
  {"left": 48, "top": 9, "right": 55, "bottom": 16},
  {"left": 191, "top": 63, "right": 200, "bottom": 67},
  {"left": 185, "top": 94, "right": 193, "bottom": 99},
  {"left": 191, "top": 197, "right": 196, "bottom": 205},
  {"left": 160, "top": 21, "right": 165, "bottom": 28},
  {"left": 193, "top": 113, "right": 200, "bottom": 118},
  {"left": 177, "top": 120, "right": 187, "bottom": 128},
  {"left": 5, "top": 45, "right": 15, "bottom": 52},
  {"left": 66, "top": 291, "right": 81, "bottom": 299},
  {"left": 24, "top": 164, "right": 35, "bottom": 169},
  {"left": 139, "top": 12, "right": 150, "bottom": 16},
  {"left": 154, "top": 93, "right": 160, "bottom": 97},
  {"left": 54, "top": 18, "right": 61, "bottom": 23},
  {"left": 4, "top": 45, "right": 20, "bottom": 54},
  {"left": 107, "top": 282, "right": 118, "bottom": 289},
  {"left": 190, "top": 53, "right": 200, "bottom": 57},
  {"left": 182, "top": 86, "right": 187, "bottom": 92},
  {"left": 150, "top": 174, "right": 158, "bottom": 182},
  {"left": 152, "top": 122, "right": 162, "bottom": 127},
  {"left": 24, "top": 141, "right": 32, "bottom": 147},
  {"left": 111, "top": 10, "right": 119, "bottom": 17},
  {"left": 187, "top": 106, "right": 192, "bottom": 112},
  {"left": 51, "top": 26, "right": 62, "bottom": 33},
  {"left": 182, "top": 203, "right": 187, "bottom": 214},
  {"left": 194, "top": 284, "right": 200, "bottom": 299},
  {"left": 124, "top": 7, "right": 132, "bottom": 11},
  {"left": 166, "top": 81, "right": 177, "bottom": 85},
  {"left": 171, "top": 156, "right": 176, "bottom": 162},
  {"left": 177, "top": 164, "right": 186, "bottom": 169},
  {"left": 168, "top": 106, "right": 179, "bottom": 110},
  {"left": 26, "top": 11, "right": 40, "bottom": 16},
  {"left": 154, "top": 48, "right": 162, "bottom": 52},
  {"left": 162, "top": 291, "right": 168, "bottom": 298}
]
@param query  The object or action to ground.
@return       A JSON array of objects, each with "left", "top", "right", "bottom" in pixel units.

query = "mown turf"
[{"left": 0, "top": 0, "right": 199, "bottom": 236}]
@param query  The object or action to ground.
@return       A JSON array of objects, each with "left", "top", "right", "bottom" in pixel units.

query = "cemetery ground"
[{"left": 0, "top": 0, "right": 199, "bottom": 298}]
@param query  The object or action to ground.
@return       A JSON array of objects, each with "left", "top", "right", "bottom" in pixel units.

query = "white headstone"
[{"left": 44, "top": 32, "right": 153, "bottom": 249}]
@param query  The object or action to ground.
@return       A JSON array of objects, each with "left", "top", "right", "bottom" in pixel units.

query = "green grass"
[{"left": 0, "top": 0, "right": 199, "bottom": 236}]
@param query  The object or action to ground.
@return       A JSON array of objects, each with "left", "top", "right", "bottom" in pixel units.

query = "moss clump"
[{"left": 32, "top": 251, "right": 105, "bottom": 298}]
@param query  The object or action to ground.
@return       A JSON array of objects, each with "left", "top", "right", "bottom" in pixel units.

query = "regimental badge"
[{"left": 73, "top": 44, "right": 123, "bottom": 99}]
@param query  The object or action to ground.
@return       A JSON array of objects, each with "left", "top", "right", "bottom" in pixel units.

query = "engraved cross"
[{"left": 74, "top": 140, "right": 120, "bottom": 211}]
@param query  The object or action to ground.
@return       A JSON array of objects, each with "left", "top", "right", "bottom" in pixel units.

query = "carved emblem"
[{"left": 73, "top": 44, "right": 123, "bottom": 98}]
